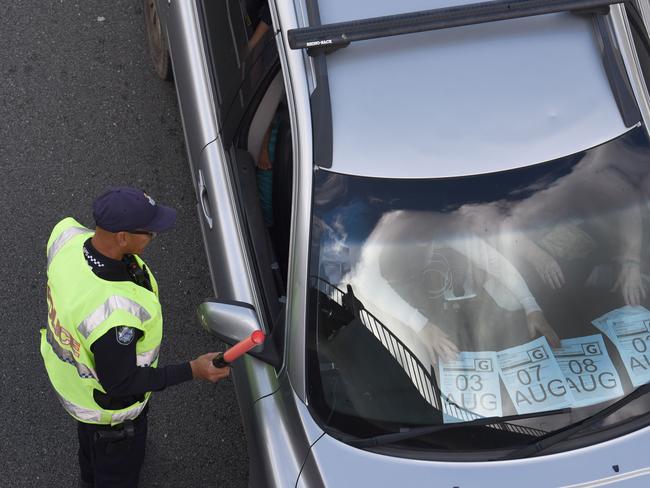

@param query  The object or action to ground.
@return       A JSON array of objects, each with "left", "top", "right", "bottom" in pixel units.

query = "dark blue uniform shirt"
[{"left": 83, "top": 238, "right": 192, "bottom": 410}]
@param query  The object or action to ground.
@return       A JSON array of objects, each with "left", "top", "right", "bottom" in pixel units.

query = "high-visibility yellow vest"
[{"left": 40, "top": 217, "right": 163, "bottom": 425}]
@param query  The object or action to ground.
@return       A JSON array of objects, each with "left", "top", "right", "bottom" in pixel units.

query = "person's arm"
[
  {"left": 371, "top": 240, "right": 458, "bottom": 361},
  {"left": 257, "top": 125, "right": 273, "bottom": 170},
  {"left": 451, "top": 237, "right": 541, "bottom": 315},
  {"left": 92, "top": 328, "right": 191, "bottom": 396},
  {"left": 248, "top": 5, "right": 271, "bottom": 52},
  {"left": 505, "top": 233, "right": 565, "bottom": 290},
  {"left": 370, "top": 244, "right": 429, "bottom": 333},
  {"left": 92, "top": 327, "right": 228, "bottom": 397},
  {"left": 450, "top": 236, "right": 560, "bottom": 346},
  {"left": 585, "top": 168, "right": 645, "bottom": 305},
  {"left": 610, "top": 178, "right": 645, "bottom": 305}
]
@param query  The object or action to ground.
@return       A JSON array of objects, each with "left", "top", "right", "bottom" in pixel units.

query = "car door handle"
[{"left": 198, "top": 169, "right": 213, "bottom": 229}]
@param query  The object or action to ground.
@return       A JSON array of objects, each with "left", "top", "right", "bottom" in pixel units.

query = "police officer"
[{"left": 40, "top": 187, "right": 230, "bottom": 488}]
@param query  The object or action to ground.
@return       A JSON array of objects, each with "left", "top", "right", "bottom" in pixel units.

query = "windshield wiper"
[
  {"left": 347, "top": 408, "right": 569, "bottom": 448},
  {"left": 501, "top": 382, "right": 650, "bottom": 460}
]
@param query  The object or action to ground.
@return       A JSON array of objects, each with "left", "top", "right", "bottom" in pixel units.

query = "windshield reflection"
[{"left": 308, "top": 126, "right": 650, "bottom": 449}]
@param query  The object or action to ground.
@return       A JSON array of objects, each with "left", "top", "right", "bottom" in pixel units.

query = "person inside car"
[{"left": 341, "top": 208, "right": 560, "bottom": 366}]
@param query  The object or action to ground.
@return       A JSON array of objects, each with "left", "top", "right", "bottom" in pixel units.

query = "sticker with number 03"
[{"left": 439, "top": 351, "right": 502, "bottom": 423}]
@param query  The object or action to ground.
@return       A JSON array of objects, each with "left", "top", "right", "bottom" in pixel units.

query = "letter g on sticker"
[{"left": 528, "top": 346, "right": 548, "bottom": 361}]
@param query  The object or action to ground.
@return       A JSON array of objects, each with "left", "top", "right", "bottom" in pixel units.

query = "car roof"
[{"left": 309, "top": 0, "right": 630, "bottom": 178}]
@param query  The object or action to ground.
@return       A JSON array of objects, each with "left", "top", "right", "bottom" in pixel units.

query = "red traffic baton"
[{"left": 212, "top": 330, "right": 266, "bottom": 368}]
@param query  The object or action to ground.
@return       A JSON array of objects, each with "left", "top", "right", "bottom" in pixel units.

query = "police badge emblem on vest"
[{"left": 116, "top": 326, "right": 136, "bottom": 345}]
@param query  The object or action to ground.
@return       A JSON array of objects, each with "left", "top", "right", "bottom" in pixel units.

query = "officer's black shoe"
[{"left": 79, "top": 478, "right": 94, "bottom": 488}]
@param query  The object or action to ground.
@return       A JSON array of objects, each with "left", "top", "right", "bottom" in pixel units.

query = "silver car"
[{"left": 145, "top": 0, "right": 650, "bottom": 486}]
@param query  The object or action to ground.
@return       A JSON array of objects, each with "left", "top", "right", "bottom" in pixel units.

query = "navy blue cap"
[{"left": 93, "top": 187, "right": 177, "bottom": 233}]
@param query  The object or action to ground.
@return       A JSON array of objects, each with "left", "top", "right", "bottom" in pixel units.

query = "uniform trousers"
[{"left": 77, "top": 409, "right": 148, "bottom": 488}]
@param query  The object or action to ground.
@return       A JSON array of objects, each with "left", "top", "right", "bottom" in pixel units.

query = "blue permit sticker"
[
  {"left": 552, "top": 335, "right": 623, "bottom": 407},
  {"left": 439, "top": 352, "right": 502, "bottom": 424},
  {"left": 605, "top": 308, "right": 650, "bottom": 387},
  {"left": 591, "top": 306, "right": 648, "bottom": 342},
  {"left": 497, "top": 337, "right": 573, "bottom": 415}
]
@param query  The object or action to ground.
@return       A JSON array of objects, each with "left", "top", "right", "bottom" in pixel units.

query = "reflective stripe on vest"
[
  {"left": 136, "top": 345, "right": 160, "bottom": 367},
  {"left": 56, "top": 392, "right": 103, "bottom": 423},
  {"left": 77, "top": 295, "right": 152, "bottom": 339},
  {"left": 56, "top": 391, "right": 148, "bottom": 425},
  {"left": 47, "top": 226, "right": 92, "bottom": 270},
  {"left": 46, "top": 327, "right": 97, "bottom": 380},
  {"left": 111, "top": 401, "right": 147, "bottom": 424}
]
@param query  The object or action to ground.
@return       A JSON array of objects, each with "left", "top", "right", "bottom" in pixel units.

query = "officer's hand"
[{"left": 190, "top": 353, "right": 231, "bottom": 383}]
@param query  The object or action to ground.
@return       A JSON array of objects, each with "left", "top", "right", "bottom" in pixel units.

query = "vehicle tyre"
[{"left": 144, "top": 0, "right": 172, "bottom": 81}]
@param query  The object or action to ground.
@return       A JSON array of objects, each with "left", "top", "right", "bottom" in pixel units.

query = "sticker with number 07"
[{"left": 497, "top": 337, "right": 573, "bottom": 415}]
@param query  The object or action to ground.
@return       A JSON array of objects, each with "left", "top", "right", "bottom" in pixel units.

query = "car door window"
[
  {"left": 199, "top": 0, "right": 244, "bottom": 113},
  {"left": 199, "top": 1, "right": 290, "bottom": 366},
  {"left": 200, "top": 0, "right": 277, "bottom": 143}
]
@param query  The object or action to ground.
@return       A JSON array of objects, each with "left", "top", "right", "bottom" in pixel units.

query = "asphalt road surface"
[{"left": 1, "top": 1, "right": 249, "bottom": 486}]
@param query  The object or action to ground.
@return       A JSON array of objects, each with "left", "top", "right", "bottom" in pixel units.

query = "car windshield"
[{"left": 307, "top": 125, "right": 650, "bottom": 455}]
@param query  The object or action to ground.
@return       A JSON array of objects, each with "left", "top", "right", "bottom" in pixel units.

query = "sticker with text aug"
[
  {"left": 439, "top": 352, "right": 502, "bottom": 423},
  {"left": 497, "top": 337, "right": 573, "bottom": 415},
  {"left": 553, "top": 335, "right": 623, "bottom": 408},
  {"left": 607, "top": 312, "right": 650, "bottom": 387}
]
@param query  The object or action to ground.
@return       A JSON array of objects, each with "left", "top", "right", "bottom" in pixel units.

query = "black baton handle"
[{"left": 212, "top": 352, "right": 228, "bottom": 368}]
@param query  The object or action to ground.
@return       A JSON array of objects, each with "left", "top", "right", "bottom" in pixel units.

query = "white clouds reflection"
[{"left": 316, "top": 128, "right": 650, "bottom": 372}]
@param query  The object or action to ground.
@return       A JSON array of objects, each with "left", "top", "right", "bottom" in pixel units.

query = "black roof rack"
[
  {"left": 288, "top": 0, "right": 630, "bottom": 55},
  {"left": 304, "top": 0, "right": 334, "bottom": 167}
]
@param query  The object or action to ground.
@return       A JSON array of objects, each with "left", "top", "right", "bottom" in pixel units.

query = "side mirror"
[{"left": 197, "top": 299, "right": 281, "bottom": 368}]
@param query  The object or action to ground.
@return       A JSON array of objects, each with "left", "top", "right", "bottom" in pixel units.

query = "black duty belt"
[
  {"left": 93, "top": 420, "right": 136, "bottom": 454},
  {"left": 94, "top": 420, "right": 134, "bottom": 440}
]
